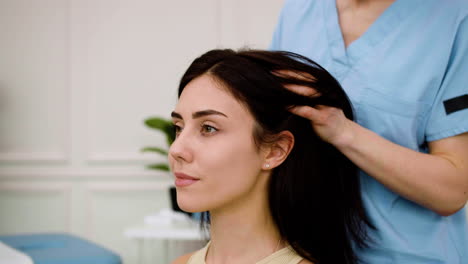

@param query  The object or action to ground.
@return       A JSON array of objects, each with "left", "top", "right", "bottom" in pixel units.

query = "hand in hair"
[
  {"left": 276, "top": 69, "right": 354, "bottom": 148},
  {"left": 278, "top": 72, "right": 468, "bottom": 216},
  {"left": 288, "top": 104, "right": 353, "bottom": 148}
]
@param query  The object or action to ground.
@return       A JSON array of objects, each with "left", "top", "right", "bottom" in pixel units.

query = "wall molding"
[
  {"left": 84, "top": 180, "right": 172, "bottom": 239},
  {"left": 0, "top": 182, "right": 72, "bottom": 191},
  {"left": 0, "top": 168, "right": 169, "bottom": 178},
  {"left": 87, "top": 181, "right": 172, "bottom": 192},
  {"left": 0, "top": 182, "right": 73, "bottom": 232},
  {"left": 0, "top": 0, "right": 71, "bottom": 167},
  {"left": 0, "top": 152, "right": 68, "bottom": 163},
  {"left": 86, "top": 152, "right": 163, "bottom": 164}
]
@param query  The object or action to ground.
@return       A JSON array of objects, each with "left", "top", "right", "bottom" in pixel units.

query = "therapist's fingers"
[
  {"left": 284, "top": 84, "right": 321, "bottom": 98},
  {"left": 273, "top": 70, "right": 321, "bottom": 98},
  {"left": 288, "top": 105, "right": 323, "bottom": 123},
  {"left": 288, "top": 104, "right": 349, "bottom": 144}
]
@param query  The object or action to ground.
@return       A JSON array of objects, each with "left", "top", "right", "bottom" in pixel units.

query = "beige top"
[{"left": 187, "top": 242, "right": 304, "bottom": 264}]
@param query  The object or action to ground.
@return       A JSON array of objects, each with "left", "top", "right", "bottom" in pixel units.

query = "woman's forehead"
[{"left": 175, "top": 75, "right": 252, "bottom": 121}]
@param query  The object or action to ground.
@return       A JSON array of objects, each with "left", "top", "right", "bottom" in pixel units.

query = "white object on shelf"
[
  {"left": 124, "top": 209, "right": 207, "bottom": 264},
  {"left": 143, "top": 208, "right": 194, "bottom": 227}
]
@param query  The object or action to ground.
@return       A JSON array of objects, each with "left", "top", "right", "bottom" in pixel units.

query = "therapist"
[{"left": 270, "top": 0, "right": 468, "bottom": 263}]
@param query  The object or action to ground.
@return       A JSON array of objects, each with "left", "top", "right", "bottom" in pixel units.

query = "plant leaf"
[
  {"left": 144, "top": 117, "right": 175, "bottom": 146},
  {"left": 145, "top": 117, "right": 172, "bottom": 131},
  {"left": 147, "top": 163, "right": 170, "bottom": 171},
  {"left": 163, "top": 124, "right": 176, "bottom": 145},
  {"left": 141, "top": 147, "right": 168, "bottom": 155}
]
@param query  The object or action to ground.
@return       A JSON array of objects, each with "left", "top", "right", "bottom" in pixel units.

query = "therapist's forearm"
[{"left": 333, "top": 120, "right": 468, "bottom": 216}]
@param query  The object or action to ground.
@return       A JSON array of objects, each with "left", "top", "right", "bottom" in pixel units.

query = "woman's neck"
[{"left": 206, "top": 189, "right": 284, "bottom": 263}]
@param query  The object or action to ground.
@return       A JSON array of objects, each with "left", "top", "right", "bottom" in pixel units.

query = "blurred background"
[{"left": 0, "top": 0, "right": 284, "bottom": 263}]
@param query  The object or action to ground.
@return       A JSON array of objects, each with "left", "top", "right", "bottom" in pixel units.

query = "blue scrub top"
[{"left": 270, "top": 0, "right": 468, "bottom": 263}]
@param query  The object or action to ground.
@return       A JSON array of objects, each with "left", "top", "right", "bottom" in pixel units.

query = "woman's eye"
[{"left": 201, "top": 124, "right": 218, "bottom": 135}]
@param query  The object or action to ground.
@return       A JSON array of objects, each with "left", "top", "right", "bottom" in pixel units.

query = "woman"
[
  {"left": 170, "top": 49, "right": 372, "bottom": 264},
  {"left": 270, "top": 0, "right": 468, "bottom": 263}
]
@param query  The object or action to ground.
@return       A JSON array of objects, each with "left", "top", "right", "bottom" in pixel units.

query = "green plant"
[{"left": 142, "top": 117, "right": 175, "bottom": 171}]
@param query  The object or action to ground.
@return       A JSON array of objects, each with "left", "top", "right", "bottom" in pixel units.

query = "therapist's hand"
[
  {"left": 287, "top": 103, "right": 353, "bottom": 147},
  {"left": 276, "top": 71, "right": 468, "bottom": 215},
  {"left": 275, "top": 70, "right": 354, "bottom": 147}
]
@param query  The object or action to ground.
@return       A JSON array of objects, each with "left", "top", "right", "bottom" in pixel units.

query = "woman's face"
[{"left": 169, "top": 74, "right": 267, "bottom": 213}]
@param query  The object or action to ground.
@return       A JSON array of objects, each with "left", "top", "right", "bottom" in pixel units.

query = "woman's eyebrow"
[
  {"left": 171, "top": 110, "right": 228, "bottom": 120},
  {"left": 193, "top": 109, "right": 228, "bottom": 119},
  {"left": 171, "top": 111, "right": 183, "bottom": 119}
]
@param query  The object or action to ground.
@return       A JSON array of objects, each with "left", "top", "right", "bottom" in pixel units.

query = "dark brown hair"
[{"left": 177, "top": 49, "right": 373, "bottom": 264}]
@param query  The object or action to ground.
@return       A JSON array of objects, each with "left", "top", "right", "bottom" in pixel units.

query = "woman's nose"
[{"left": 168, "top": 132, "right": 193, "bottom": 164}]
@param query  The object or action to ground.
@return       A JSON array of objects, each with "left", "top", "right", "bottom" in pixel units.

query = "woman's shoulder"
[
  {"left": 172, "top": 242, "right": 210, "bottom": 264},
  {"left": 171, "top": 252, "right": 195, "bottom": 264},
  {"left": 297, "top": 259, "right": 314, "bottom": 264}
]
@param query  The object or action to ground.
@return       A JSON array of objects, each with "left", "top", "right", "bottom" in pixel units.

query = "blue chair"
[{"left": 0, "top": 233, "right": 121, "bottom": 264}]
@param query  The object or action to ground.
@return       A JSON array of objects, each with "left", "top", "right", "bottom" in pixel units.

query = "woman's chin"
[{"left": 177, "top": 196, "right": 206, "bottom": 213}]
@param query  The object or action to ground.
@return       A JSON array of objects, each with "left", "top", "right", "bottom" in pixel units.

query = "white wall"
[{"left": 0, "top": 0, "right": 285, "bottom": 263}]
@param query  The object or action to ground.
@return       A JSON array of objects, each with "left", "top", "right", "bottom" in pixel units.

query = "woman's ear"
[{"left": 263, "top": 131, "right": 295, "bottom": 170}]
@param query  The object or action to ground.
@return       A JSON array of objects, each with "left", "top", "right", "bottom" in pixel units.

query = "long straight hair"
[{"left": 177, "top": 49, "right": 373, "bottom": 264}]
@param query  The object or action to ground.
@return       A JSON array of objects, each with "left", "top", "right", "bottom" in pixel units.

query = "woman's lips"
[{"left": 174, "top": 172, "right": 199, "bottom": 187}]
